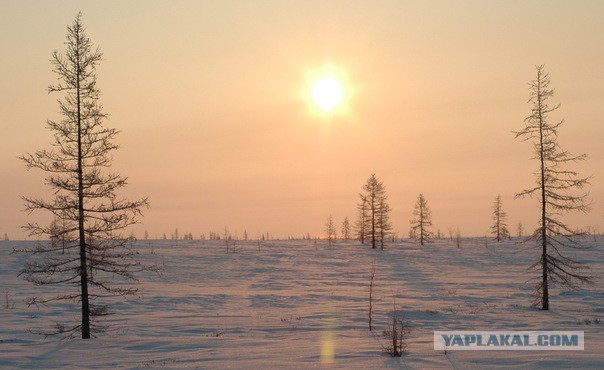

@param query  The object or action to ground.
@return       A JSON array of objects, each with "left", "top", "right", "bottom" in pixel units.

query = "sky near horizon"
[{"left": 1, "top": 1, "right": 604, "bottom": 240}]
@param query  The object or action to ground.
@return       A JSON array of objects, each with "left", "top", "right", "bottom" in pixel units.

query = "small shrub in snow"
[
  {"left": 377, "top": 301, "right": 408, "bottom": 357},
  {"left": 280, "top": 315, "right": 303, "bottom": 330},
  {"left": 3, "top": 290, "right": 15, "bottom": 309},
  {"left": 203, "top": 330, "right": 224, "bottom": 337}
]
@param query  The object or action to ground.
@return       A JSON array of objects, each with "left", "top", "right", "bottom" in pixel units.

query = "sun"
[
  {"left": 312, "top": 77, "right": 344, "bottom": 113},
  {"left": 301, "top": 64, "right": 353, "bottom": 116}
]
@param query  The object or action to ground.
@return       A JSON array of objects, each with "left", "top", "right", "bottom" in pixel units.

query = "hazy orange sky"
[{"left": 1, "top": 1, "right": 603, "bottom": 239}]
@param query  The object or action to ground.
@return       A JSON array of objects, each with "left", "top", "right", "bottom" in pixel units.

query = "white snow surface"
[{"left": 1, "top": 238, "right": 602, "bottom": 369}]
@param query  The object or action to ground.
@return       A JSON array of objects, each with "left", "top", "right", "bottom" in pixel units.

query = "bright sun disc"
[{"left": 312, "top": 77, "right": 343, "bottom": 113}]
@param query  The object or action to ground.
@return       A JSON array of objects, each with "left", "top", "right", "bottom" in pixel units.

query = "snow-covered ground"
[{"left": 1, "top": 237, "right": 602, "bottom": 369}]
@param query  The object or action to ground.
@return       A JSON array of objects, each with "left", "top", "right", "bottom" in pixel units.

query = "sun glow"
[
  {"left": 312, "top": 77, "right": 343, "bottom": 113},
  {"left": 301, "top": 64, "right": 354, "bottom": 117}
]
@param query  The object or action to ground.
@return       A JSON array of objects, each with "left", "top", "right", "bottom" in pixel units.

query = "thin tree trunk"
[
  {"left": 420, "top": 205, "right": 424, "bottom": 246},
  {"left": 537, "top": 73, "right": 549, "bottom": 311},
  {"left": 369, "top": 262, "right": 375, "bottom": 331},
  {"left": 75, "top": 36, "right": 91, "bottom": 338},
  {"left": 496, "top": 207, "right": 501, "bottom": 242},
  {"left": 371, "top": 194, "right": 376, "bottom": 248}
]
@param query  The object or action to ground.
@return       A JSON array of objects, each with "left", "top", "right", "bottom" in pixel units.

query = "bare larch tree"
[
  {"left": 491, "top": 194, "right": 510, "bottom": 242},
  {"left": 355, "top": 195, "right": 368, "bottom": 244},
  {"left": 377, "top": 197, "right": 392, "bottom": 249},
  {"left": 514, "top": 65, "right": 592, "bottom": 310},
  {"left": 341, "top": 216, "right": 351, "bottom": 242},
  {"left": 410, "top": 194, "right": 433, "bottom": 246},
  {"left": 324, "top": 214, "right": 337, "bottom": 246},
  {"left": 18, "top": 13, "right": 150, "bottom": 338},
  {"left": 358, "top": 174, "right": 391, "bottom": 248}
]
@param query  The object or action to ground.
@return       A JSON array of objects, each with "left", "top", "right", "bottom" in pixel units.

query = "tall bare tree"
[
  {"left": 491, "top": 195, "right": 510, "bottom": 242},
  {"left": 410, "top": 194, "right": 433, "bottom": 246},
  {"left": 514, "top": 65, "right": 592, "bottom": 310},
  {"left": 358, "top": 174, "right": 391, "bottom": 248},
  {"left": 18, "top": 13, "right": 150, "bottom": 338}
]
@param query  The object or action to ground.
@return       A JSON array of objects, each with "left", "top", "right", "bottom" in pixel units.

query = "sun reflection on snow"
[{"left": 320, "top": 314, "right": 336, "bottom": 364}]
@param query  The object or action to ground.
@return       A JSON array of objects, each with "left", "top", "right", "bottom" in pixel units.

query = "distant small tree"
[
  {"left": 341, "top": 217, "right": 351, "bottom": 242},
  {"left": 355, "top": 195, "right": 368, "bottom": 244},
  {"left": 589, "top": 226, "right": 598, "bottom": 242},
  {"left": 128, "top": 232, "right": 136, "bottom": 247},
  {"left": 243, "top": 230, "right": 248, "bottom": 241},
  {"left": 325, "top": 215, "right": 337, "bottom": 246},
  {"left": 49, "top": 216, "right": 71, "bottom": 254},
  {"left": 408, "top": 228, "right": 416, "bottom": 239},
  {"left": 223, "top": 227, "right": 230, "bottom": 252},
  {"left": 491, "top": 195, "right": 510, "bottom": 242},
  {"left": 377, "top": 197, "right": 392, "bottom": 249},
  {"left": 514, "top": 65, "right": 592, "bottom": 310},
  {"left": 410, "top": 194, "right": 433, "bottom": 245},
  {"left": 517, "top": 222, "right": 524, "bottom": 237},
  {"left": 3, "top": 233, "right": 8, "bottom": 241}
]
